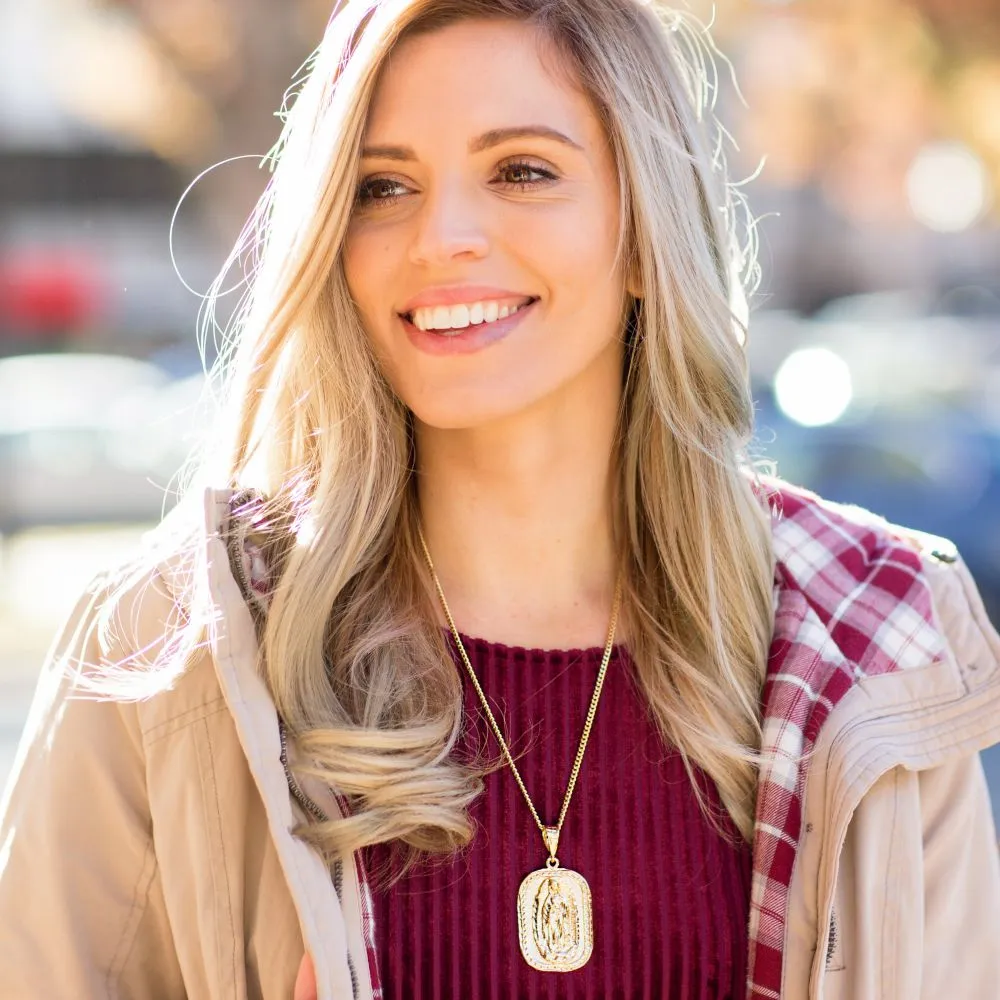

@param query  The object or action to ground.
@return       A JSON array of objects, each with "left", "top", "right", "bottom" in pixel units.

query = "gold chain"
[{"left": 417, "top": 525, "right": 622, "bottom": 864}]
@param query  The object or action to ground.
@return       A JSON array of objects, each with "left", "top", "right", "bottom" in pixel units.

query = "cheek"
[
  {"left": 342, "top": 230, "right": 398, "bottom": 346},
  {"left": 518, "top": 199, "right": 621, "bottom": 310}
]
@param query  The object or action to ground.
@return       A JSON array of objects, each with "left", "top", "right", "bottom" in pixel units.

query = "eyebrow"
[{"left": 360, "top": 125, "right": 585, "bottom": 161}]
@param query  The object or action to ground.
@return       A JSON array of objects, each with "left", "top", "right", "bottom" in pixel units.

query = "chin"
[{"left": 408, "top": 396, "right": 531, "bottom": 431}]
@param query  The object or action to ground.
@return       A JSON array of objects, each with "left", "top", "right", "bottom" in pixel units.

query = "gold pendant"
[{"left": 517, "top": 862, "right": 593, "bottom": 972}]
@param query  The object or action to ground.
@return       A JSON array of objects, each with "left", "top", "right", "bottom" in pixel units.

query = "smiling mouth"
[{"left": 400, "top": 296, "right": 538, "bottom": 334}]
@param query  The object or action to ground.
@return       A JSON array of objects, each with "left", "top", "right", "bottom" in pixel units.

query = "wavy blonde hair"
[{"left": 147, "top": 0, "right": 776, "bottom": 859}]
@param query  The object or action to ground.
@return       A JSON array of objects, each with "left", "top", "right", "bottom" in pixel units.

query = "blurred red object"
[{"left": 0, "top": 250, "right": 107, "bottom": 336}]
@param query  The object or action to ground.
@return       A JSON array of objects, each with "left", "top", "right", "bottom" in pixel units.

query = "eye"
[
  {"left": 494, "top": 159, "right": 558, "bottom": 190},
  {"left": 354, "top": 176, "right": 409, "bottom": 209}
]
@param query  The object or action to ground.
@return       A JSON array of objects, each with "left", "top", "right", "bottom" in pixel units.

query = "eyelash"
[{"left": 354, "top": 159, "right": 558, "bottom": 209}]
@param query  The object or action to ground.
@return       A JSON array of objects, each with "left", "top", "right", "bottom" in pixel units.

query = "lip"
[
  {"left": 399, "top": 285, "right": 535, "bottom": 313},
  {"left": 400, "top": 298, "right": 537, "bottom": 356}
]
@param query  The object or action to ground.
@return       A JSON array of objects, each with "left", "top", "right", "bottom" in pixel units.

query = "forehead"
[{"left": 365, "top": 18, "right": 599, "bottom": 144}]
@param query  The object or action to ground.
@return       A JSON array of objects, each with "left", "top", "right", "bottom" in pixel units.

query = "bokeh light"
[
  {"left": 906, "top": 141, "right": 992, "bottom": 232},
  {"left": 774, "top": 347, "right": 854, "bottom": 427}
]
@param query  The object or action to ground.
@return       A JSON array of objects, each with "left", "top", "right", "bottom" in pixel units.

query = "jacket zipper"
[
  {"left": 278, "top": 719, "right": 361, "bottom": 1000},
  {"left": 825, "top": 908, "right": 838, "bottom": 968},
  {"left": 278, "top": 719, "right": 329, "bottom": 823},
  {"left": 225, "top": 493, "right": 258, "bottom": 608}
]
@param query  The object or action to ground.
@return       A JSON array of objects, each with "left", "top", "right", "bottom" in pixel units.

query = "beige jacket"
[{"left": 1, "top": 488, "right": 999, "bottom": 999}]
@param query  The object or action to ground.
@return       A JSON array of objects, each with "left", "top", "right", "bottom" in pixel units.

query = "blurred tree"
[
  {"left": 55, "top": 0, "right": 331, "bottom": 244},
  {"left": 693, "top": 0, "right": 1000, "bottom": 225}
]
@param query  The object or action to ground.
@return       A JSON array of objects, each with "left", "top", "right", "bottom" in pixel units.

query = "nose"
[{"left": 407, "top": 175, "right": 490, "bottom": 267}]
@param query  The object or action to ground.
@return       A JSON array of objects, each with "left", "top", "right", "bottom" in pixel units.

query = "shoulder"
[
  {"left": 52, "top": 491, "right": 233, "bottom": 705},
  {"left": 766, "top": 476, "right": 958, "bottom": 578},
  {"left": 765, "top": 476, "right": 1000, "bottom": 685},
  {"left": 25, "top": 485, "right": 292, "bottom": 748},
  {"left": 767, "top": 478, "right": 964, "bottom": 634}
]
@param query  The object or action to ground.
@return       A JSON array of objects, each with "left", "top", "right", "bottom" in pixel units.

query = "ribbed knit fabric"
[{"left": 362, "top": 635, "right": 753, "bottom": 999}]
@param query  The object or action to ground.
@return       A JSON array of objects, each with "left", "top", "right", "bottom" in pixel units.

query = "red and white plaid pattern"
[
  {"left": 229, "top": 482, "right": 948, "bottom": 999},
  {"left": 328, "top": 788, "right": 383, "bottom": 1000},
  {"left": 748, "top": 483, "right": 946, "bottom": 998}
]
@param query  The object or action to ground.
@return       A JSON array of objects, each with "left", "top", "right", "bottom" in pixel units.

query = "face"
[{"left": 342, "top": 18, "right": 635, "bottom": 430}]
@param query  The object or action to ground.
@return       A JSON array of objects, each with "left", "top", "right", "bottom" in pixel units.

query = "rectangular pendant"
[{"left": 517, "top": 866, "right": 593, "bottom": 972}]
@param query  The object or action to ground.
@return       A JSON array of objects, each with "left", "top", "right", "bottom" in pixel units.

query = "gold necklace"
[{"left": 417, "top": 526, "right": 622, "bottom": 973}]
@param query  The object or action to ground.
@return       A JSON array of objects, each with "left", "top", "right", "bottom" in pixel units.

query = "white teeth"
[
  {"left": 450, "top": 304, "right": 471, "bottom": 329},
  {"left": 409, "top": 298, "right": 530, "bottom": 332}
]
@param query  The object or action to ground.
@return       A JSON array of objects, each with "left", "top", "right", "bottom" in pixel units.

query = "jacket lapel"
[{"left": 197, "top": 488, "right": 361, "bottom": 1000}]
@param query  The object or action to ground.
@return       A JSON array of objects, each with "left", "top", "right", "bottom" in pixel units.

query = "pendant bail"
[{"left": 542, "top": 826, "right": 560, "bottom": 861}]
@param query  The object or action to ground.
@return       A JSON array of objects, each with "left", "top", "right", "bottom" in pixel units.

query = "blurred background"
[{"left": 1, "top": 0, "right": 999, "bottom": 811}]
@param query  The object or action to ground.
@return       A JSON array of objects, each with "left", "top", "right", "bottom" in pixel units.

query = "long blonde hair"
[{"left": 130, "top": 0, "right": 776, "bottom": 858}]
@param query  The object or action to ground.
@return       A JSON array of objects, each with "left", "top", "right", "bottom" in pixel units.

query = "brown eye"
[
  {"left": 496, "top": 160, "right": 557, "bottom": 189},
  {"left": 355, "top": 177, "right": 408, "bottom": 208}
]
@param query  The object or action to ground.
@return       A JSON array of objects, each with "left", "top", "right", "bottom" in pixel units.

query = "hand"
[{"left": 294, "top": 952, "right": 317, "bottom": 1000}]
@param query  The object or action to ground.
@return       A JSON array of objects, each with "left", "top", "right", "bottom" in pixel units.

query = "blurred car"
[{"left": 0, "top": 353, "right": 207, "bottom": 533}]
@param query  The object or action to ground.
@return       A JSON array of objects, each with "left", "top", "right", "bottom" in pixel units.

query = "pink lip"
[
  {"left": 399, "top": 285, "right": 534, "bottom": 312},
  {"left": 400, "top": 299, "right": 537, "bottom": 355}
]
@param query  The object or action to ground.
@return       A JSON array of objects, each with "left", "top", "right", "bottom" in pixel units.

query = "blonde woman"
[{"left": 2, "top": 2, "right": 998, "bottom": 998}]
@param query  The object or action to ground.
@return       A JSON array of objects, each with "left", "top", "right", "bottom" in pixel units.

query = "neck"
[{"left": 415, "top": 368, "right": 622, "bottom": 650}]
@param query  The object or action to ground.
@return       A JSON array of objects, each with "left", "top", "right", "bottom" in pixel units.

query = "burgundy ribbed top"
[{"left": 362, "top": 636, "right": 752, "bottom": 999}]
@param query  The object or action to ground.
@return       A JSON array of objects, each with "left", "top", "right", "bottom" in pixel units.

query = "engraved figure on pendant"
[{"left": 533, "top": 876, "right": 580, "bottom": 960}]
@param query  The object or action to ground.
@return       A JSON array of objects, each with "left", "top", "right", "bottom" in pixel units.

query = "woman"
[{"left": 1, "top": 1, "right": 998, "bottom": 998}]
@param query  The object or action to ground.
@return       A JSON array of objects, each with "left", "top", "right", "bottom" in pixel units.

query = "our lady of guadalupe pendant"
[{"left": 516, "top": 829, "right": 593, "bottom": 972}]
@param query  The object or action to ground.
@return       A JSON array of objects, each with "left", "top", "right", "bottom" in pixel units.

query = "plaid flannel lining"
[{"left": 747, "top": 487, "right": 946, "bottom": 998}]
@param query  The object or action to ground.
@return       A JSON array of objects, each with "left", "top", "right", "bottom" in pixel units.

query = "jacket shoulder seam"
[{"left": 142, "top": 695, "right": 230, "bottom": 746}]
